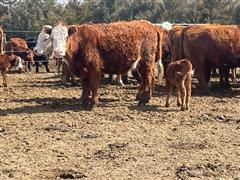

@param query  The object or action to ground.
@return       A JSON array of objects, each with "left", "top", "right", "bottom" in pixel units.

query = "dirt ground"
[{"left": 0, "top": 65, "right": 240, "bottom": 179}]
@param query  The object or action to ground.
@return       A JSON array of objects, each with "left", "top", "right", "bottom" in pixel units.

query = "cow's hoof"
[
  {"left": 82, "top": 100, "right": 89, "bottom": 110},
  {"left": 177, "top": 102, "right": 181, "bottom": 106},
  {"left": 137, "top": 101, "right": 146, "bottom": 107},
  {"left": 165, "top": 103, "right": 170, "bottom": 107},
  {"left": 3, "top": 84, "right": 7, "bottom": 87},
  {"left": 88, "top": 103, "right": 97, "bottom": 110},
  {"left": 181, "top": 106, "right": 186, "bottom": 111}
]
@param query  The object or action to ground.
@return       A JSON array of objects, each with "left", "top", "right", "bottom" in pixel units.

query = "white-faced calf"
[{"left": 165, "top": 59, "right": 192, "bottom": 111}]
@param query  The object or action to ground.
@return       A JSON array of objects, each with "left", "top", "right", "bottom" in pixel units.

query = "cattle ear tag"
[{"left": 68, "top": 26, "right": 77, "bottom": 36}]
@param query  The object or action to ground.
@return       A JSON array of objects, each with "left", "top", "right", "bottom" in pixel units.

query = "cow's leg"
[
  {"left": 28, "top": 62, "right": 32, "bottom": 72},
  {"left": 165, "top": 82, "right": 172, "bottom": 107},
  {"left": 61, "top": 61, "right": 70, "bottom": 85},
  {"left": 132, "top": 68, "right": 141, "bottom": 83},
  {"left": 81, "top": 78, "right": 90, "bottom": 108},
  {"left": 219, "top": 67, "right": 230, "bottom": 87},
  {"left": 116, "top": 74, "right": 125, "bottom": 87},
  {"left": 35, "top": 61, "right": 40, "bottom": 73},
  {"left": 137, "top": 61, "right": 154, "bottom": 105},
  {"left": 43, "top": 62, "right": 50, "bottom": 73},
  {"left": 89, "top": 70, "right": 101, "bottom": 108},
  {"left": 156, "top": 59, "right": 164, "bottom": 82},
  {"left": 194, "top": 62, "right": 209, "bottom": 92},
  {"left": 224, "top": 67, "right": 230, "bottom": 87},
  {"left": 2, "top": 69, "right": 7, "bottom": 87},
  {"left": 231, "top": 68, "right": 237, "bottom": 84},
  {"left": 70, "top": 74, "right": 77, "bottom": 86}
]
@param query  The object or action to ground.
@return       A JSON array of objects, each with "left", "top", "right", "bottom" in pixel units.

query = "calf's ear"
[{"left": 68, "top": 25, "right": 77, "bottom": 37}]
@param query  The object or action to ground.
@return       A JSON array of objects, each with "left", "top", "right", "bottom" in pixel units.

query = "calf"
[
  {"left": 0, "top": 54, "right": 22, "bottom": 87},
  {"left": 165, "top": 59, "right": 192, "bottom": 111}
]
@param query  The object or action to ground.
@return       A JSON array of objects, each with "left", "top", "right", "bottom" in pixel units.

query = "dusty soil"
[{"left": 0, "top": 65, "right": 240, "bottom": 179}]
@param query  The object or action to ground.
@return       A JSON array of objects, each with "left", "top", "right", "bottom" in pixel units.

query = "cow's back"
[
  {"left": 67, "top": 20, "right": 159, "bottom": 75},
  {"left": 183, "top": 25, "right": 240, "bottom": 67}
]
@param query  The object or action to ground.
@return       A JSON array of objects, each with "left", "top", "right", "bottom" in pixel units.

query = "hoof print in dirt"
[
  {"left": 170, "top": 141, "right": 208, "bottom": 150},
  {"left": 94, "top": 142, "right": 128, "bottom": 160},
  {"left": 175, "top": 163, "right": 236, "bottom": 179},
  {"left": 44, "top": 123, "right": 71, "bottom": 132},
  {"left": 80, "top": 132, "right": 101, "bottom": 139},
  {"left": 58, "top": 169, "right": 87, "bottom": 179}
]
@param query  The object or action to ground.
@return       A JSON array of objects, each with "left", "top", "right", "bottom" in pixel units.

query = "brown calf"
[
  {"left": 0, "top": 54, "right": 22, "bottom": 87},
  {"left": 165, "top": 59, "right": 192, "bottom": 111}
]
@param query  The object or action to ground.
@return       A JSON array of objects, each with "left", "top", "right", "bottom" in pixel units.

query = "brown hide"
[
  {"left": 65, "top": 20, "right": 160, "bottom": 107},
  {"left": 66, "top": 20, "right": 159, "bottom": 75},
  {"left": 0, "top": 54, "right": 19, "bottom": 87},
  {"left": 5, "top": 37, "right": 34, "bottom": 63},
  {"left": 181, "top": 24, "right": 240, "bottom": 91},
  {"left": 165, "top": 59, "right": 192, "bottom": 111},
  {"left": 169, "top": 26, "right": 185, "bottom": 60}
]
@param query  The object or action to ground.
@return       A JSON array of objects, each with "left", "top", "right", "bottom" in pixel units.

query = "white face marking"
[
  {"left": 51, "top": 25, "right": 68, "bottom": 58},
  {"left": 34, "top": 28, "right": 53, "bottom": 55}
]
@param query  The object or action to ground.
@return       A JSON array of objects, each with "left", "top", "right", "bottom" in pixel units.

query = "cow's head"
[
  {"left": 34, "top": 25, "right": 53, "bottom": 55},
  {"left": 50, "top": 22, "right": 69, "bottom": 58},
  {"left": 24, "top": 49, "right": 35, "bottom": 63}
]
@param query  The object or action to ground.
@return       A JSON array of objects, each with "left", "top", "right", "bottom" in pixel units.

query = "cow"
[
  {"left": 34, "top": 20, "right": 162, "bottom": 108},
  {"left": 5, "top": 37, "right": 34, "bottom": 72},
  {"left": 165, "top": 59, "right": 192, "bottom": 111},
  {"left": 0, "top": 54, "right": 22, "bottom": 87},
  {"left": 180, "top": 25, "right": 240, "bottom": 91},
  {"left": 26, "top": 37, "right": 50, "bottom": 73},
  {"left": 34, "top": 25, "right": 76, "bottom": 85}
]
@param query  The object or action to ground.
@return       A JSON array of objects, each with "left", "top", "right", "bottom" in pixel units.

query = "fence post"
[{"left": 0, "top": 28, "right": 3, "bottom": 54}]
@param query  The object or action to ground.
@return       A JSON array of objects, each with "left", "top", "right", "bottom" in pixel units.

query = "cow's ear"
[
  {"left": 68, "top": 25, "right": 77, "bottom": 37},
  {"left": 44, "top": 28, "right": 52, "bottom": 35}
]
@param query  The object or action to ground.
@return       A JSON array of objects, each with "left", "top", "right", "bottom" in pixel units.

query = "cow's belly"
[{"left": 101, "top": 51, "right": 140, "bottom": 74}]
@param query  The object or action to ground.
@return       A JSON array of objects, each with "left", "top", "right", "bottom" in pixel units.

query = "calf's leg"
[
  {"left": 2, "top": 69, "right": 7, "bottom": 87},
  {"left": 165, "top": 82, "right": 172, "bottom": 107},
  {"left": 185, "top": 74, "right": 192, "bottom": 110}
]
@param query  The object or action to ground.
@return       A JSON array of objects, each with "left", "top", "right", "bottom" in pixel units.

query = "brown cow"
[
  {"left": 5, "top": 37, "right": 34, "bottom": 72},
  {"left": 0, "top": 54, "right": 22, "bottom": 87},
  {"left": 165, "top": 59, "right": 192, "bottom": 111},
  {"left": 48, "top": 20, "right": 162, "bottom": 108},
  {"left": 180, "top": 25, "right": 240, "bottom": 91}
]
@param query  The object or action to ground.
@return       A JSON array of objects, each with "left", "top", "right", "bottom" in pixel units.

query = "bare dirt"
[{"left": 0, "top": 65, "right": 240, "bottom": 179}]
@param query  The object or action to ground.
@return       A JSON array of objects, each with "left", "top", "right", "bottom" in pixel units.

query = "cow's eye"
[{"left": 44, "top": 38, "right": 48, "bottom": 41}]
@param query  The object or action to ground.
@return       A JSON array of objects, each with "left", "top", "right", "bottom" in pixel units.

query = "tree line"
[{"left": 0, "top": 0, "right": 240, "bottom": 37}]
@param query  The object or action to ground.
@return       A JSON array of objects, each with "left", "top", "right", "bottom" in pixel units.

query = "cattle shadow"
[{"left": 153, "top": 80, "right": 240, "bottom": 98}]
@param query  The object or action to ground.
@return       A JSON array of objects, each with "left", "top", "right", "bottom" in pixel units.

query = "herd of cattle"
[{"left": 0, "top": 20, "right": 240, "bottom": 110}]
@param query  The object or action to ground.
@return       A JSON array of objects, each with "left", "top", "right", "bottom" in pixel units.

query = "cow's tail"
[
  {"left": 155, "top": 28, "right": 163, "bottom": 81},
  {"left": 0, "top": 28, "right": 3, "bottom": 55},
  {"left": 179, "top": 27, "right": 186, "bottom": 59}
]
